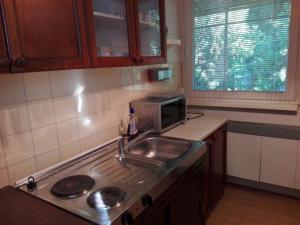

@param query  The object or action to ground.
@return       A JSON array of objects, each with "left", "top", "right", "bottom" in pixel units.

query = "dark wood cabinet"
[
  {"left": 85, "top": 0, "right": 166, "bottom": 68},
  {"left": 203, "top": 125, "right": 227, "bottom": 221},
  {"left": 0, "top": 0, "right": 166, "bottom": 73},
  {"left": 0, "top": 0, "right": 10, "bottom": 73},
  {"left": 134, "top": 160, "right": 204, "bottom": 225},
  {"left": 170, "top": 162, "right": 203, "bottom": 225},
  {"left": 2, "top": 0, "right": 90, "bottom": 72}
]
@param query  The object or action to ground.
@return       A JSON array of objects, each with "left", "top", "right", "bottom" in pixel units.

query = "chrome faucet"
[
  {"left": 118, "top": 129, "right": 154, "bottom": 160},
  {"left": 118, "top": 136, "right": 129, "bottom": 160}
]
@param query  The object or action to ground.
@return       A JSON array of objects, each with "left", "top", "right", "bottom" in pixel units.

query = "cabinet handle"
[
  {"left": 121, "top": 211, "right": 134, "bottom": 225},
  {"left": 142, "top": 194, "right": 153, "bottom": 207},
  {"left": 15, "top": 57, "right": 26, "bottom": 65}
]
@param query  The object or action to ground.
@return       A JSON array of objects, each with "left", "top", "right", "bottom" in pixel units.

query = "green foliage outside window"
[{"left": 193, "top": 0, "right": 291, "bottom": 92}]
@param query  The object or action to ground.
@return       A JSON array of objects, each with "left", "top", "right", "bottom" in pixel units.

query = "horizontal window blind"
[{"left": 193, "top": 0, "right": 292, "bottom": 94}]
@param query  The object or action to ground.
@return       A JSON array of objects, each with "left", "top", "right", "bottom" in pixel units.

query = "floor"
[{"left": 207, "top": 185, "right": 300, "bottom": 225}]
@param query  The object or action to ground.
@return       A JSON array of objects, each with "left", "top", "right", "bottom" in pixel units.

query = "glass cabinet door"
[
  {"left": 87, "top": 0, "right": 136, "bottom": 66},
  {"left": 137, "top": 0, "right": 166, "bottom": 63},
  {"left": 93, "top": 0, "right": 129, "bottom": 57}
]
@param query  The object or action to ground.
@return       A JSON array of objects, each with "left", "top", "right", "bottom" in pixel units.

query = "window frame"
[{"left": 183, "top": 0, "right": 300, "bottom": 107}]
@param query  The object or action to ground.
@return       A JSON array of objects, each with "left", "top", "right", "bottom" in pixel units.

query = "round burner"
[
  {"left": 87, "top": 186, "right": 127, "bottom": 210},
  {"left": 51, "top": 175, "right": 95, "bottom": 199}
]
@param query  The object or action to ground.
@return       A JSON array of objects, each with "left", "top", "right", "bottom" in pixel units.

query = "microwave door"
[{"left": 161, "top": 99, "right": 186, "bottom": 129}]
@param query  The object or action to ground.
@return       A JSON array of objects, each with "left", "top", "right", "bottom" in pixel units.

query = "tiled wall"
[{"left": 0, "top": 63, "right": 182, "bottom": 187}]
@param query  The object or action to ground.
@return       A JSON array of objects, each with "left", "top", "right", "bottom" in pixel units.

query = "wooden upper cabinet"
[
  {"left": 135, "top": 0, "right": 167, "bottom": 65},
  {"left": 85, "top": 0, "right": 166, "bottom": 68},
  {"left": 2, "top": 0, "right": 90, "bottom": 72},
  {"left": 0, "top": 0, "right": 10, "bottom": 73}
]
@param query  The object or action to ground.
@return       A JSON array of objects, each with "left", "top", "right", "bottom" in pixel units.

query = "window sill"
[{"left": 187, "top": 98, "right": 299, "bottom": 112}]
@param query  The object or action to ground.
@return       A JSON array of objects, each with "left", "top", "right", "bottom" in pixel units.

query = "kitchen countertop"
[{"left": 163, "top": 115, "right": 228, "bottom": 141}]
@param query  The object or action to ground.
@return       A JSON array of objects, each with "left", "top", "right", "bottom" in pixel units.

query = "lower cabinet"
[
  {"left": 227, "top": 132, "right": 261, "bottom": 181},
  {"left": 203, "top": 125, "right": 227, "bottom": 221},
  {"left": 170, "top": 163, "right": 203, "bottom": 225},
  {"left": 133, "top": 160, "right": 204, "bottom": 225},
  {"left": 260, "top": 137, "right": 298, "bottom": 188},
  {"left": 227, "top": 130, "right": 300, "bottom": 191}
]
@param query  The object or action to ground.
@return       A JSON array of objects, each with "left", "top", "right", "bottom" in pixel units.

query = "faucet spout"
[{"left": 117, "top": 129, "right": 154, "bottom": 161}]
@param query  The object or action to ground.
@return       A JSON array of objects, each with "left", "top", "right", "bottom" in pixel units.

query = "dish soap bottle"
[{"left": 128, "top": 107, "right": 138, "bottom": 138}]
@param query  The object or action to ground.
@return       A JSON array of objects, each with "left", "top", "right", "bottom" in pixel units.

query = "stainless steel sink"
[{"left": 126, "top": 136, "right": 191, "bottom": 165}]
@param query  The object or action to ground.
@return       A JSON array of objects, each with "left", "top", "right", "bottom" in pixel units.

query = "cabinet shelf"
[
  {"left": 139, "top": 20, "right": 158, "bottom": 29},
  {"left": 93, "top": 11, "right": 126, "bottom": 27},
  {"left": 93, "top": 11, "right": 125, "bottom": 21}
]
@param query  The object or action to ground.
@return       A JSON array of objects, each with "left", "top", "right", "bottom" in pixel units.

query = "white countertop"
[{"left": 163, "top": 116, "right": 228, "bottom": 141}]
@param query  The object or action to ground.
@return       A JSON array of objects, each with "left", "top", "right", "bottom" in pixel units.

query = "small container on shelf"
[
  {"left": 139, "top": 12, "right": 144, "bottom": 21},
  {"left": 99, "top": 46, "right": 112, "bottom": 56},
  {"left": 144, "top": 14, "right": 152, "bottom": 22}
]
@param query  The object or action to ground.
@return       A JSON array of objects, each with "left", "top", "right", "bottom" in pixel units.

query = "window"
[{"left": 184, "top": 0, "right": 300, "bottom": 107}]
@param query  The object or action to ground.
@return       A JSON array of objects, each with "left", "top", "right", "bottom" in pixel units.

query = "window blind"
[{"left": 193, "top": 0, "right": 292, "bottom": 93}]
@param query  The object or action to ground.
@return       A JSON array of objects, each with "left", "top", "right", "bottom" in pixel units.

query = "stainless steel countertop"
[{"left": 18, "top": 135, "right": 206, "bottom": 225}]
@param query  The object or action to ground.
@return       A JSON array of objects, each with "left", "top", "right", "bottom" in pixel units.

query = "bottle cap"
[{"left": 130, "top": 107, "right": 135, "bottom": 114}]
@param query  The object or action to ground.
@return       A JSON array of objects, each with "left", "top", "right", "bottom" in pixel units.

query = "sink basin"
[{"left": 126, "top": 137, "right": 191, "bottom": 163}]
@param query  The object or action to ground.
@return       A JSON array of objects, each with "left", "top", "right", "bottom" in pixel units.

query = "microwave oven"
[{"left": 130, "top": 95, "right": 186, "bottom": 133}]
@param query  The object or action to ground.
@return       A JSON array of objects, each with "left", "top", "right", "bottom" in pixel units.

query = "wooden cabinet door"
[
  {"left": 295, "top": 142, "right": 300, "bottom": 190},
  {"left": 135, "top": 0, "right": 167, "bottom": 65},
  {"left": 170, "top": 165, "right": 203, "bottom": 225},
  {"left": 210, "top": 126, "right": 226, "bottom": 206},
  {"left": 133, "top": 195, "right": 171, "bottom": 225},
  {"left": 0, "top": 0, "right": 10, "bottom": 73},
  {"left": 85, "top": 0, "right": 138, "bottom": 67},
  {"left": 202, "top": 145, "right": 212, "bottom": 220},
  {"left": 204, "top": 125, "right": 226, "bottom": 219},
  {"left": 227, "top": 132, "right": 262, "bottom": 181},
  {"left": 2, "top": 0, "right": 90, "bottom": 72},
  {"left": 134, "top": 204, "right": 171, "bottom": 225},
  {"left": 260, "top": 137, "right": 298, "bottom": 188}
]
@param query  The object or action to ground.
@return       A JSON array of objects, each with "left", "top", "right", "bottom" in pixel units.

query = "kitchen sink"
[{"left": 126, "top": 136, "right": 191, "bottom": 166}]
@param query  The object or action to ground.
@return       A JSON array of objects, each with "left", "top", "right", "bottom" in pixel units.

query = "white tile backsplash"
[
  {"left": 56, "top": 119, "right": 79, "bottom": 146},
  {"left": 0, "top": 63, "right": 182, "bottom": 185},
  {"left": 0, "top": 104, "right": 30, "bottom": 137},
  {"left": 0, "top": 75, "right": 26, "bottom": 106},
  {"left": 8, "top": 157, "right": 37, "bottom": 182},
  {"left": 28, "top": 99, "right": 55, "bottom": 129},
  {"left": 36, "top": 150, "right": 60, "bottom": 170},
  {"left": 2, "top": 132, "right": 34, "bottom": 167},
  {"left": 0, "top": 168, "right": 10, "bottom": 188},
  {"left": 80, "top": 135, "right": 98, "bottom": 153},
  {"left": 50, "top": 70, "right": 74, "bottom": 97},
  {"left": 32, "top": 125, "right": 59, "bottom": 155},
  {"left": 0, "top": 139, "right": 6, "bottom": 169},
  {"left": 53, "top": 96, "right": 78, "bottom": 122},
  {"left": 60, "top": 141, "right": 81, "bottom": 161},
  {"left": 23, "top": 71, "right": 52, "bottom": 101}
]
